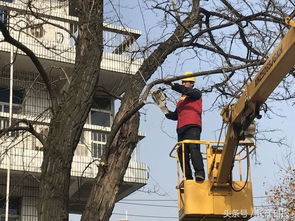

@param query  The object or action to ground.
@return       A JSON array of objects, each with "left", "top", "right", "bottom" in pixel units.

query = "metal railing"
[
  {"left": 0, "top": 115, "right": 147, "bottom": 183},
  {"left": 0, "top": 2, "right": 142, "bottom": 75},
  {"left": 169, "top": 139, "right": 256, "bottom": 186}
]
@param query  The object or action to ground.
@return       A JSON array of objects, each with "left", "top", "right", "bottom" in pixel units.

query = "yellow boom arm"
[{"left": 217, "top": 22, "right": 295, "bottom": 184}]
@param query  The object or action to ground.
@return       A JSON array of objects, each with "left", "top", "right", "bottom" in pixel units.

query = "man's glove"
[{"left": 151, "top": 88, "right": 169, "bottom": 114}]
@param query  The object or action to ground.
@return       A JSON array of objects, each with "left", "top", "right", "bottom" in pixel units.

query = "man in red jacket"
[{"left": 165, "top": 72, "right": 205, "bottom": 181}]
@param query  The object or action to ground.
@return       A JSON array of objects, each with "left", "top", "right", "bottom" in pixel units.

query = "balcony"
[
  {"left": 0, "top": 1, "right": 143, "bottom": 96},
  {"left": 0, "top": 35, "right": 142, "bottom": 75},
  {"left": 0, "top": 134, "right": 147, "bottom": 182},
  {"left": 0, "top": 114, "right": 148, "bottom": 213}
]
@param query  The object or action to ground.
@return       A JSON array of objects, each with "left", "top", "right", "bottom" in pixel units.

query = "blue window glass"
[
  {"left": 0, "top": 88, "right": 23, "bottom": 104},
  {"left": 0, "top": 196, "right": 21, "bottom": 220},
  {"left": 0, "top": 1, "right": 12, "bottom": 24},
  {"left": 0, "top": 9, "right": 7, "bottom": 22}
]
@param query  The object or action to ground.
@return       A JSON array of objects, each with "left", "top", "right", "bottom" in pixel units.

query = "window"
[
  {"left": 0, "top": 9, "right": 8, "bottom": 24},
  {"left": 91, "top": 131, "right": 107, "bottom": 158},
  {"left": 87, "top": 98, "right": 111, "bottom": 157},
  {"left": 90, "top": 111, "right": 110, "bottom": 127},
  {"left": 0, "top": 196, "right": 21, "bottom": 221},
  {"left": 55, "top": 32, "right": 64, "bottom": 44},
  {"left": 92, "top": 97, "right": 111, "bottom": 110},
  {"left": 0, "top": 0, "right": 12, "bottom": 25},
  {"left": 69, "top": 23, "right": 78, "bottom": 46},
  {"left": 69, "top": 1, "right": 78, "bottom": 17},
  {"left": 0, "top": 88, "right": 23, "bottom": 137},
  {"left": 30, "top": 24, "right": 45, "bottom": 38},
  {"left": 0, "top": 88, "right": 23, "bottom": 114},
  {"left": 70, "top": 23, "right": 78, "bottom": 35},
  {"left": 69, "top": 1, "right": 79, "bottom": 44},
  {"left": 88, "top": 98, "right": 112, "bottom": 127}
]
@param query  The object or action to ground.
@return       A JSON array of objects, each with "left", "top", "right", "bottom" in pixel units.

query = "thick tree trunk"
[
  {"left": 39, "top": 101, "right": 93, "bottom": 220},
  {"left": 81, "top": 94, "right": 140, "bottom": 221},
  {"left": 39, "top": 1, "right": 200, "bottom": 219},
  {"left": 81, "top": 3, "right": 201, "bottom": 220},
  {"left": 38, "top": 1, "right": 104, "bottom": 220},
  {"left": 38, "top": 68, "right": 102, "bottom": 220}
]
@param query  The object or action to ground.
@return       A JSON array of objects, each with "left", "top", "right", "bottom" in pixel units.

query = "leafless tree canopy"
[{"left": 1, "top": 0, "right": 295, "bottom": 220}]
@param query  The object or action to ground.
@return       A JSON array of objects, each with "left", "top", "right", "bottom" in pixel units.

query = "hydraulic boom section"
[{"left": 216, "top": 15, "right": 295, "bottom": 185}]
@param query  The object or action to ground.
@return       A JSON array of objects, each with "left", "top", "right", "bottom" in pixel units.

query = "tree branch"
[
  {"left": 0, "top": 21, "right": 55, "bottom": 109},
  {"left": 0, "top": 119, "right": 45, "bottom": 146},
  {"left": 107, "top": 61, "right": 262, "bottom": 146}
]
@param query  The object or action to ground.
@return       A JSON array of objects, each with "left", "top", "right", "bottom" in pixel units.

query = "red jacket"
[
  {"left": 176, "top": 95, "right": 202, "bottom": 129},
  {"left": 165, "top": 83, "right": 202, "bottom": 129}
]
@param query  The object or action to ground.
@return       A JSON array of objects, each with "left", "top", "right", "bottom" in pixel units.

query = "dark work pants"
[{"left": 177, "top": 126, "right": 204, "bottom": 179}]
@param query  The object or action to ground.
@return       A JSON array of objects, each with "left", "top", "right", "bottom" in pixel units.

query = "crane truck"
[{"left": 166, "top": 12, "right": 295, "bottom": 221}]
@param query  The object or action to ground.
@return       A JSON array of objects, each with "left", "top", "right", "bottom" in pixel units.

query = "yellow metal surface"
[
  {"left": 285, "top": 11, "right": 295, "bottom": 27},
  {"left": 178, "top": 180, "right": 253, "bottom": 221},
  {"left": 172, "top": 140, "right": 254, "bottom": 220},
  {"left": 285, "top": 17, "right": 295, "bottom": 27}
]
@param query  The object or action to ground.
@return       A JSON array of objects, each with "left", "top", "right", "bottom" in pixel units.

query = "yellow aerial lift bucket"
[{"left": 170, "top": 140, "right": 255, "bottom": 221}]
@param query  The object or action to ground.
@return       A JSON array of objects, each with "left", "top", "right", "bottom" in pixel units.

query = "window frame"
[
  {"left": 30, "top": 24, "right": 45, "bottom": 38},
  {"left": 0, "top": 196, "right": 21, "bottom": 221},
  {"left": 0, "top": 0, "right": 13, "bottom": 25},
  {"left": 0, "top": 88, "right": 24, "bottom": 114},
  {"left": 89, "top": 108, "right": 111, "bottom": 127},
  {"left": 87, "top": 97, "right": 113, "bottom": 127},
  {"left": 91, "top": 131, "right": 107, "bottom": 159},
  {"left": 0, "top": 102, "right": 22, "bottom": 114}
]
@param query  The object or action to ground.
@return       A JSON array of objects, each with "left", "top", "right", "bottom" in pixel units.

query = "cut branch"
[{"left": 107, "top": 61, "right": 262, "bottom": 146}]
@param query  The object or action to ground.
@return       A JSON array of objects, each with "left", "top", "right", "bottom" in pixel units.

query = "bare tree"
[
  {"left": 1, "top": 0, "right": 295, "bottom": 220},
  {"left": 264, "top": 155, "right": 295, "bottom": 220}
]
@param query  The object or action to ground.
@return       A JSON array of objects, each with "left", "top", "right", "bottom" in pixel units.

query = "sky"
[
  {"left": 71, "top": 88, "right": 294, "bottom": 221},
  {"left": 105, "top": 88, "right": 294, "bottom": 221},
  {"left": 71, "top": 1, "right": 294, "bottom": 220}
]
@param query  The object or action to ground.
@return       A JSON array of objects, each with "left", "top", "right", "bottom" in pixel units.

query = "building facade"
[{"left": 0, "top": 1, "right": 148, "bottom": 220}]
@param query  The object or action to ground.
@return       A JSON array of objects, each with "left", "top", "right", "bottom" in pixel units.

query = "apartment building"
[{"left": 0, "top": 1, "right": 148, "bottom": 220}]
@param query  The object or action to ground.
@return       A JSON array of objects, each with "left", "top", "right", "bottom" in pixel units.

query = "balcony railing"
[
  {"left": 0, "top": 1, "right": 142, "bottom": 75},
  {"left": 0, "top": 146, "right": 148, "bottom": 184},
  {"left": 0, "top": 116, "right": 148, "bottom": 184}
]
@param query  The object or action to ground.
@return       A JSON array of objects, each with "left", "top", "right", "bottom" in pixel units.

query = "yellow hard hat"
[{"left": 182, "top": 72, "right": 196, "bottom": 82}]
